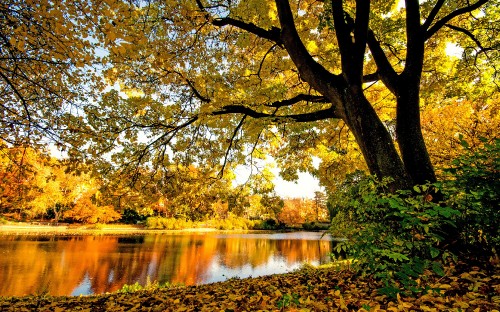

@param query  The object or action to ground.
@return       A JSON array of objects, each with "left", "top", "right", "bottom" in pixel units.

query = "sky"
[
  {"left": 234, "top": 159, "right": 323, "bottom": 199},
  {"left": 273, "top": 172, "right": 322, "bottom": 199}
]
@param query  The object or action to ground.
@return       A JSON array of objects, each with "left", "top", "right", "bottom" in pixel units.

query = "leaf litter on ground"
[{"left": 0, "top": 262, "right": 498, "bottom": 311}]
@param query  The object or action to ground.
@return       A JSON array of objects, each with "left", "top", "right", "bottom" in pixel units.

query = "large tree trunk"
[
  {"left": 342, "top": 85, "right": 412, "bottom": 190},
  {"left": 396, "top": 83, "right": 437, "bottom": 186}
]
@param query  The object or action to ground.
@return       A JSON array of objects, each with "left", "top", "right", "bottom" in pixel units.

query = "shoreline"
[{"left": 0, "top": 223, "right": 290, "bottom": 236}]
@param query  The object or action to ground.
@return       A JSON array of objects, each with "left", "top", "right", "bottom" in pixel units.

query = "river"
[{"left": 0, "top": 231, "right": 333, "bottom": 296}]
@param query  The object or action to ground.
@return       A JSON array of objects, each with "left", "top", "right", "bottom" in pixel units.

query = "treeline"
[{"left": 0, "top": 145, "right": 330, "bottom": 225}]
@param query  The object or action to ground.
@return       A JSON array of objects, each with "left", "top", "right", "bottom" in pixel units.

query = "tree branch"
[
  {"left": 275, "top": 0, "right": 344, "bottom": 99},
  {"left": 220, "top": 114, "right": 247, "bottom": 175},
  {"left": 212, "top": 18, "right": 283, "bottom": 45},
  {"left": 331, "top": 0, "right": 353, "bottom": 71},
  {"left": 174, "top": 71, "right": 211, "bottom": 103},
  {"left": 352, "top": 0, "right": 371, "bottom": 83},
  {"left": 264, "top": 94, "right": 328, "bottom": 108},
  {"left": 425, "top": 0, "right": 489, "bottom": 40},
  {"left": 0, "top": 70, "right": 32, "bottom": 123},
  {"left": 422, "top": 0, "right": 445, "bottom": 31},
  {"left": 366, "top": 30, "right": 399, "bottom": 94},
  {"left": 196, "top": 0, "right": 282, "bottom": 45},
  {"left": 444, "top": 23, "right": 491, "bottom": 52},
  {"left": 214, "top": 104, "right": 338, "bottom": 122},
  {"left": 362, "top": 72, "right": 380, "bottom": 83}
]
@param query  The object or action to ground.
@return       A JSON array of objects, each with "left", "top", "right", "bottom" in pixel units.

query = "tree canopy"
[{"left": 1, "top": 0, "right": 499, "bottom": 190}]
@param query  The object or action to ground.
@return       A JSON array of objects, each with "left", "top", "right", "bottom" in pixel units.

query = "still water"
[{"left": 0, "top": 232, "right": 333, "bottom": 296}]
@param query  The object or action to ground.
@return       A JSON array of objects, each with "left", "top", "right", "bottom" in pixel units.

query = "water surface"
[{"left": 0, "top": 231, "right": 332, "bottom": 296}]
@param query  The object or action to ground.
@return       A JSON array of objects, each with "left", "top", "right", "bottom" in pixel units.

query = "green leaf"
[{"left": 429, "top": 247, "right": 440, "bottom": 259}]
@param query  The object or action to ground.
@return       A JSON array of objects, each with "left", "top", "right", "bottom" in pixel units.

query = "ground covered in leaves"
[{"left": 1, "top": 263, "right": 499, "bottom": 311}]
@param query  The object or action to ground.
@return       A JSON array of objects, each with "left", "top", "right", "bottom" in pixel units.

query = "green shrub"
[
  {"left": 329, "top": 174, "right": 457, "bottom": 297},
  {"left": 253, "top": 218, "right": 283, "bottom": 230},
  {"left": 120, "top": 208, "right": 149, "bottom": 224},
  {"left": 117, "top": 277, "right": 178, "bottom": 293},
  {"left": 443, "top": 137, "right": 500, "bottom": 258},
  {"left": 302, "top": 222, "right": 329, "bottom": 231}
]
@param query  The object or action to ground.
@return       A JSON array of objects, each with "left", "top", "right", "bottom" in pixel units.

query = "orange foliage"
[
  {"left": 64, "top": 197, "right": 121, "bottom": 224},
  {"left": 278, "top": 198, "right": 327, "bottom": 225},
  {"left": 422, "top": 98, "right": 500, "bottom": 174}
]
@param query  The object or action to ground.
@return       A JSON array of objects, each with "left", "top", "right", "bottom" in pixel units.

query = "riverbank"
[
  {"left": 0, "top": 262, "right": 498, "bottom": 311},
  {"left": 0, "top": 223, "right": 232, "bottom": 236}
]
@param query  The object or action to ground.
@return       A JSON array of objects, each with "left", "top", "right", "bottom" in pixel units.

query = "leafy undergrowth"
[{"left": 1, "top": 263, "right": 498, "bottom": 311}]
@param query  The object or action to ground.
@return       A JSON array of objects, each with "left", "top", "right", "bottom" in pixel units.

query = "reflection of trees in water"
[
  {"left": 215, "top": 238, "right": 332, "bottom": 269},
  {"left": 0, "top": 234, "right": 332, "bottom": 296}
]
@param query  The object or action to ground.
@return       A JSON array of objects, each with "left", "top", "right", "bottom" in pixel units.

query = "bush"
[
  {"left": 253, "top": 218, "right": 284, "bottom": 230},
  {"left": 206, "top": 214, "right": 256, "bottom": 230},
  {"left": 329, "top": 174, "right": 457, "bottom": 297},
  {"left": 117, "top": 277, "right": 177, "bottom": 293},
  {"left": 302, "top": 222, "right": 329, "bottom": 231},
  {"left": 146, "top": 217, "right": 194, "bottom": 230},
  {"left": 120, "top": 208, "right": 149, "bottom": 224},
  {"left": 443, "top": 137, "right": 500, "bottom": 258}
]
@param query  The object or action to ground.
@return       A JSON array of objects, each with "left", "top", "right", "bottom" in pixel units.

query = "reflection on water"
[{"left": 0, "top": 232, "right": 333, "bottom": 296}]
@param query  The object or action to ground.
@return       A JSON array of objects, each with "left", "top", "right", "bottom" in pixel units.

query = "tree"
[
  {"left": 313, "top": 191, "right": 327, "bottom": 221},
  {"left": 2, "top": 0, "right": 498, "bottom": 192},
  {"left": 0, "top": 0, "right": 108, "bottom": 149},
  {"left": 97, "top": 0, "right": 499, "bottom": 190}
]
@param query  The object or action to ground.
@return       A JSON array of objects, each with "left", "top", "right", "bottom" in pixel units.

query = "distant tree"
[{"left": 313, "top": 191, "right": 328, "bottom": 221}]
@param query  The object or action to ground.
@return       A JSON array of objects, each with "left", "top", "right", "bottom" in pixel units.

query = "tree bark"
[
  {"left": 396, "top": 86, "right": 437, "bottom": 185},
  {"left": 342, "top": 85, "right": 412, "bottom": 190}
]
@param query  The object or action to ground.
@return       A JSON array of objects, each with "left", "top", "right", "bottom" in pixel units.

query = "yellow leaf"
[{"left": 306, "top": 41, "right": 318, "bottom": 53}]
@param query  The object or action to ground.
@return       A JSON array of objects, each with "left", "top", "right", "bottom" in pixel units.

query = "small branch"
[
  {"left": 366, "top": 30, "right": 399, "bottom": 94},
  {"left": 196, "top": 0, "right": 282, "bottom": 45},
  {"left": 362, "top": 72, "right": 380, "bottom": 83},
  {"left": 264, "top": 94, "right": 328, "bottom": 108},
  {"left": 444, "top": 23, "right": 491, "bottom": 52},
  {"left": 220, "top": 115, "right": 247, "bottom": 175},
  {"left": 175, "top": 71, "right": 211, "bottom": 103},
  {"left": 0, "top": 70, "right": 32, "bottom": 123},
  {"left": 212, "top": 18, "right": 283, "bottom": 45},
  {"left": 425, "top": 0, "right": 489, "bottom": 40},
  {"left": 422, "top": 0, "right": 445, "bottom": 31}
]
